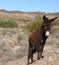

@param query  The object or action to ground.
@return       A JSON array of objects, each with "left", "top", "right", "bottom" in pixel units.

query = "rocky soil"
[
  {"left": 5, "top": 45, "right": 59, "bottom": 65},
  {"left": 0, "top": 26, "right": 58, "bottom": 65}
]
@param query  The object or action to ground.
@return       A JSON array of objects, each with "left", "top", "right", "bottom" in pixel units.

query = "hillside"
[
  {"left": 0, "top": 10, "right": 59, "bottom": 21},
  {"left": 0, "top": 10, "right": 59, "bottom": 65},
  {"left": 5, "top": 45, "right": 59, "bottom": 65}
]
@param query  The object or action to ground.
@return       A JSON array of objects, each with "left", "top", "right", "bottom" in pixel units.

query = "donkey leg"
[
  {"left": 31, "top": 53, "right": 33, "bottom": 63},
  {"left": 37, "top": 48, "right": 41, "bottom": 60},
  {"left": 27, "top": 46, "right": 32, "bottom": 65},
  {"left": 27, "top": 53, "right": 30, "bottom": 65},
  {"left": 27, "top": 54, "right": 33, "bottom": 65},
  {"left": 37, "top": 51, "right": 40, "bottom": 60},
  {"left": 39, "top": 44, "right": 44, "bottom": 58},
  {"left": 27, "top": 46, "right": 34, "bottom": 64},
  {"left": 39, "top": 49, "right": 44, "bottom": 58}
]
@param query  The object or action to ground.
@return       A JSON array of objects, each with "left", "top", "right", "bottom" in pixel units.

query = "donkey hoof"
[
  {"left": 41, "top": 56, "right": 44, "bottom": 58},
  {"left": 27, "top": 63, "right": 29, "bottom": 65},
  {"left": 37, "top": 58, "right": 40, "bottom": 60}
]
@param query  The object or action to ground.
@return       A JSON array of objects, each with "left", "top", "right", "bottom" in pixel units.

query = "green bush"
[
  {"left": 0, "top": 19, "right": 18, "bottom": 28},
  {"left": 26, "top": 16, "right": 43, "bottom": 32}
]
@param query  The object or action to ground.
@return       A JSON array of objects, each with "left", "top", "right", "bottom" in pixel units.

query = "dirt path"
[{"left": 5, "top": 45, "right": 59, "bottom": 65}]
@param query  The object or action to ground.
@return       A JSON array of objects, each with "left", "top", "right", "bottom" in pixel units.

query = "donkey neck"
[{"left": 40, "top": 23, "right": 48, "bottom": 42}]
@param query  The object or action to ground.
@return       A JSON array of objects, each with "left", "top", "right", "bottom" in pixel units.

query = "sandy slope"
[{"left": 5, "top": 45, "right": 59, "bottom": 65}]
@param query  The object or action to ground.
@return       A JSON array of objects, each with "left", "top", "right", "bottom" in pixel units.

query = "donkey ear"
[
  {"left": 50, "top": 17, "right": 58, "bottom": 23},
  {"left": 43, "top": 15, "right": 46, "bottom": 21},
  {"left": 43, "top": 15, "right": 48, "bottom": 23}
]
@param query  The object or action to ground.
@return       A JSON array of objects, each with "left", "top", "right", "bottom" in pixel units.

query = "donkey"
[{"left": 27, "top": 15, "right": 58, "bottom": 65}]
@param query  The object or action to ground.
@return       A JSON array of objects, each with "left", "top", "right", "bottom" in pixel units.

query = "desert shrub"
[
  {"left": 26, "top": 16, "right": 43, "bottom": 32},
  {"left": 17, "top": 34, "right": 23, "bottom": 43},
  {"left": 0, "top": 19, "right": 18, "bottom": 28}
]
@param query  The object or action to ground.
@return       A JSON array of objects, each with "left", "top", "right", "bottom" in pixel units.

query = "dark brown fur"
[{"left": 27, "top": 15, "right": 58, "bottom": 65}]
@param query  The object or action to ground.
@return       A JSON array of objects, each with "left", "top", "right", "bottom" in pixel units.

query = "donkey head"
[{"left": 43, "top": 15, "right": 58, "bottom": 37}]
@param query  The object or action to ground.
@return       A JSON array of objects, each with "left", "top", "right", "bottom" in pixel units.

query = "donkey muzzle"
[{"left": 45, "top": 31, "right": 50, "bottom": 36}]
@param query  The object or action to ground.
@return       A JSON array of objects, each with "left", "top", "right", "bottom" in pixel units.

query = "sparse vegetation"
[
  {"left": 0, "top": 10, "right": 59, "bottom": 65},
  {"left": 26, "top": 16, "right": 43, "bottom": 32},
  {"left": 0, "top": 19, "right": 18, "bottom": 28},
  {"left": 17, "top": 34, "right": 23, "bottom": 43}
]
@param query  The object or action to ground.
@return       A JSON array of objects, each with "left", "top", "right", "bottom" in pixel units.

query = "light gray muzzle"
[{"left": 45, "top": 31, "right": 50, "bottom": 36}]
